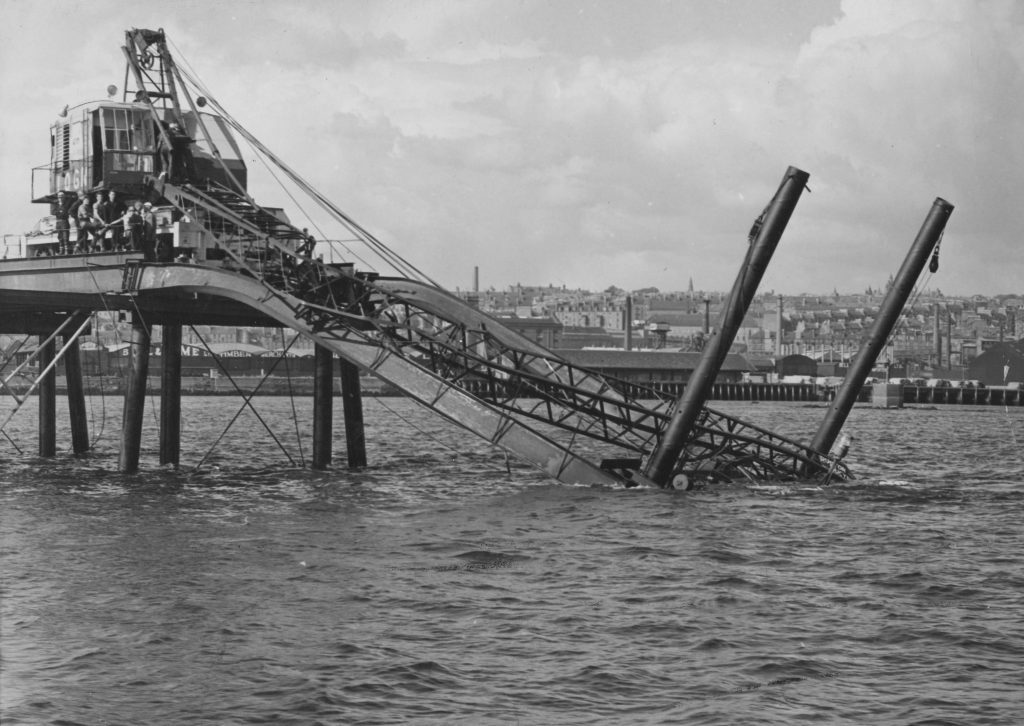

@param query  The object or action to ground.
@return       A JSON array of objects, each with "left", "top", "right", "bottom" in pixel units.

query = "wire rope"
[
  {"left": 881, "top": 269, "right": 935, "bottom": 362},
  {"left": 82, "top": 264, "right": 133, "bottom": 448},
  {"left": 278, "top": 328, "right": 306, "bottom": 468},
  {"left": 370, "top": 394, "right": 518, "bottom": 476},
  {"left": 165, "top": 41, "right": 385, "bottom": 276},
  {"left": 190, "top": 327, "right": 302, "bottom": 471},
  {"left": 168, "top": 48, "right": 439, "bottom": 285},
  {"left": 0, "top": 336, "right": 29, "bottom": 453}
]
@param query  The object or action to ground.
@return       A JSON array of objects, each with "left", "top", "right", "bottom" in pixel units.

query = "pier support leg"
[
  {"left": 160, "top": 324, "right": 182, "bottom": 467},
  {"left": 119, "top": 316, "right": 151, "bottom": 473},
  {"left": 38, "top": 335, "right": 56, "bottom": 458},
  {"left": 312, "top": 344, "right": 333, "bottom": 470},
  {"left": 63, "top": 334, "right": 89, "bottom": 454},
  {"left": 339, "top": 359, "right": 367, "bottom": 469}
]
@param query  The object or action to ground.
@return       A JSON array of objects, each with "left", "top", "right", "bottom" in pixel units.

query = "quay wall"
[
  {"left": 6, "top": 375, "right": 396, "bottom": 397},
  {"left": 459, "top": 380, "right": 1022, "bottom": 406},
  {"left": 7, "top": 376, "right": 1021, "bottom": 405}
]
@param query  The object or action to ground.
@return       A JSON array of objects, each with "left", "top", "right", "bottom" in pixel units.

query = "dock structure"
[
  {"left": 0, "top": 178, "right": 851, "bottom": 485},
  {"left": 3, "top": 26, "right": 970, "bottom": 487},
  {"left": 0, "top": 266, "right": 369, "bottom": 473}
]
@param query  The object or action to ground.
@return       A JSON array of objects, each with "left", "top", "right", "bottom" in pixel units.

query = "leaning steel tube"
[
  {"left": 642, "top": 166, "right": 810, "bottom": 487},
  {"left": 809, "top": 197, "right": 954, "bottom": 461}
]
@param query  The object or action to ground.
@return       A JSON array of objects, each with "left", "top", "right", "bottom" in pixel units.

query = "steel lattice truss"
[
  {"left": 152, "top": 178, "right": 849, "bottom": 484},
  {"left": 295, "top": 274, "right": 847, "bottom": 483}
]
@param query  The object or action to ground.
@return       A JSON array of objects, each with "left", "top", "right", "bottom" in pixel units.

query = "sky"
[{"left": 1, "top": 0, "right": 1021, "bottom": 296}]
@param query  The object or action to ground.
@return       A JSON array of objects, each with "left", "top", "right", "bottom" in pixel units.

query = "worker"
[
  {"left": 97, "top": 190, "right": 126, "bottom": 251},
  {"left": 142, "top": 202, "right": 159, "bottom": 261},
  {"left": 74, "top": 191, "right": 97, "bottom": 253},
  {"left": 159, "top": 122, "right": 197, "bottom": 183},
  {"left": 53, "top": 191, "right": 74, "bottom": 255},
  {"left": 297, "top": 228, "right": 317, "bottom": 257},
  {"left": 123, "top": 201, "right": 145, "bottom": 253}
]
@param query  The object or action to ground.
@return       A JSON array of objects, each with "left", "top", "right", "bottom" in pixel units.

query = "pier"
[{"left": 1, "top": 165, "right": 852, "bottom": 486}]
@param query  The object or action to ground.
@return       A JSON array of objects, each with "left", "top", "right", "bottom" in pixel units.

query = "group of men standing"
[
  {"left": 50, "top": 189, "right": 159, "bottom": 261},
  {"left": 44, "top": 116, "right": 199, "bottom": 260}
]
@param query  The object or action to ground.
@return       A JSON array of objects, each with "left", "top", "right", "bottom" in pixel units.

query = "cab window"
[{"left": 101, "top": 108, "right": 155, "bottom": 173}]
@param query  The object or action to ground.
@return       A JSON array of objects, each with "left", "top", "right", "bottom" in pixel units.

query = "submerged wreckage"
[{"left": 0, "top": 29, "right": 953, "bottom": 487}]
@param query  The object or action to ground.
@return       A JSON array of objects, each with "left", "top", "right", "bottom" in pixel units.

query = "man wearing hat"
[
  {"left": 141, "top": 202, "right": 158, "bottom": 261},
  {"left": 124, "top": 201, "right": 145, "bottom": 253},
  {"left": 97, "top": 190, "right": 127, "bottom": 251},
  {"left": 159, "top": 121, "right": 197, "bottom": 183},
  {"left": 53, "top": 190, "right": 74, "bottom": 255},
  {"left": 74, "top": 190, "right": 96, "bottom": 253}
]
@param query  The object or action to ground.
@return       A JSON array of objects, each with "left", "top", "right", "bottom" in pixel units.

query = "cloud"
[
  {"left": 756, "top": 0, "right": 1024, "bottom": 293},
  {"left": 0, "top": 0, "right": 1019, "bottom": 297}
]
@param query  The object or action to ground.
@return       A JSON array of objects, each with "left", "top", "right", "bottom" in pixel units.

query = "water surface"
[{"left": 2, "top": 398, "right": 1022, "bottom": 724}]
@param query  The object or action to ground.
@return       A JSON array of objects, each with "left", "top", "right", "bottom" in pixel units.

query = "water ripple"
[{"left": 1, "top": 399, "right": 1022, "bottom": 724}]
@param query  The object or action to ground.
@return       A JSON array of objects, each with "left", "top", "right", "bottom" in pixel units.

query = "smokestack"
[
  {"left": 777, "top": 294, "right": 784, "bottom": 357},
  {"left": 624, "top": 295, "right": 633, "bottom": 351},
  {"left": 947, "top": 311, "right": 952, "bottom": 367},
  {"left": 473, "top": 266, "right": 479, "bottom": 293}
]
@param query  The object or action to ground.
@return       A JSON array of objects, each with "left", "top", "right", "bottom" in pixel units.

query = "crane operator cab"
[
  {"left": 12, "top": 28, "right": 303, "bottom": 265},
  {"left": 36, "top": 99, "right": 247, "bottom": 201}
]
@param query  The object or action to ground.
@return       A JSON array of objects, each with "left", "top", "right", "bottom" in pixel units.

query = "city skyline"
[
  {"left": 1, "top": 0, "right": 1021, "bottom": 296},
  {"left": 455, "top": 280, "right": 1022, "bottom": 301}
]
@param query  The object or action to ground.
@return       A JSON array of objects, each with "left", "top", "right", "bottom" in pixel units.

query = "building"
[
  {"left": 556, "top": 349, "right": 754, "bottom": 386},
  {"left": 778, "top": 354, "right": 817, "bottom": 378},
  {"left": 968, "top": 341, "right": 1024, "bottom": 386},
  {"left": 494, "top": 315, "right": 562, "bottom": 349},
  {"left": 560, "top": 325, "right": 619, "bottom": 349}
]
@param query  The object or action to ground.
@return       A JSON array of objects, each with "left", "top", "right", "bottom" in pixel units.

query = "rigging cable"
[
  {"left": 165, "top": 45, "right": 570, "bottom": 473},
  {"left": 169, "top": 48, "right": 438, "bottom": 286},
  {"left": 83, "top": 263, "right": 137, "bottom": 448},
  {"left": 1, "top": 428, "right": 22, "bottom": 455},
  {"left": 190, "top": 326, "right": 300, "bottom": 471},
  {"left": 878, "top": 268, "right": 936, "bottom": 362},
  {"left": 0, "top": 338, "right": 27, "bottom": 453},
  {"left": 881, "top": 231, "right": 943, "bottom": 356},
  {"left": 166, "top": 45, "right": 379, "bottom": 275},
  {"left": 278, "top": 328, "right": 307, "bottom": 468},
  {"left": 370, "top": 394, "right": 523, "bottom": 476}
]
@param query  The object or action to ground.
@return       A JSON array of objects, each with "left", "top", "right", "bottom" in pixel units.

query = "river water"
[{"left": 1, "top": 397, "right": 1022, "bottom": 725}]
